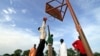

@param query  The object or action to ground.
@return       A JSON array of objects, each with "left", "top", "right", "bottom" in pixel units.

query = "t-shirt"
[
  {"left": 29, "top": 48, "right": 36, "bottom": 56},
  {"left": 60, "top": 43, "right": 67, "bottom": 56},
  {"left": 72, "top": 40, "right": 86, "bottom": 54},
  {"left": 39, "top": 21, "right": 47, "bottom": 39}
]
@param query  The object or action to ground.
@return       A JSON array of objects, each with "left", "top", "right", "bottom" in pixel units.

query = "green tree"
[
  {"left": 94, "top": 52, "right": 100, "bottom": 56},
  {"left": 22, "top": 50, "right": 30, "bottom": 56},
  {"left": 10, "top": 54, "right": 14, "bottom": 56},
  {"left": 14, "top": 49, "right": 22, "bottom": 56},
  {"left": 3, "top": 53, "right": 10, "bottom": 56},
  {"left": 67, "top": 48, "right": 76, "bottom": 56}
]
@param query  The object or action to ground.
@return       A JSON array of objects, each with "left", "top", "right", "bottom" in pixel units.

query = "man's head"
[
  {"left": 50, "top": 34, "right": 53, "bottom": 37},
  {"left": 34, "top": 44, "right": 36, "bottom": 48},
  {"left": 52, "top": 47, "right": 54, "bottom": 50},
  {"left": 60, "top": 39, "right": 64, "bottom": 44},
  {"left": 38, "top": 27, "right": 41, "bottom": 31},
  {"left": 78, "top": 36, "right": 81, "bottom": 40}
]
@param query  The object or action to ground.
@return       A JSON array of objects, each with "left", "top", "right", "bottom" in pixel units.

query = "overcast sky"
[{"left": 0, "top": 0, "right": 100, "bottom": 55}]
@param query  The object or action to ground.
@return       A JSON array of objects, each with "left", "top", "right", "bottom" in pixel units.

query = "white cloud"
[
  {"left": 74, "top": 0, "right": 99, "bottom": 11},
  {"left": 4, "top": 15, "right": 12, "bottom": 21},
  {"left": 8, "top": 8, "right": 16, "bottom": 14},
  {"left": 0, "top": 8, "right": 16, "bottom": 26},
  {"left": 10, "top": 23, "right": 16, "bottom": 27},
  {"left": 84, "top": 25, "right": 100, "bottom": 40},
  {"left": 3, "top": 9, "right": 9, "bottom": 14},
  {"left": 2, "top": 7, "right": 16, "bottom": 15},
  {"left": 25, "top": 28, "right": 33, "bottom": 33},
  {"left": 92, "top": 7, "right": 100, "bottom": 22},
  {"left": 0, "top": 15, "right": 13, "bottom": 24},
  {"left": 80, "top": 7, "right": 100, "bottom": 24},
  {"left": 21, "top": 9, "right": 27, "bottom": 14},
  {"left": 10, "top": 0, "right": 13, "bottom": 5},
  {"left": 0, "top": 25, "right": 39, "bottom": 54}
]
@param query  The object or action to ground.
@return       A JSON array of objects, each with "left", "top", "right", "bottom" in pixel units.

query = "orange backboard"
[{"left": 45, "top": 3, "right": 63, "bottom": 21}]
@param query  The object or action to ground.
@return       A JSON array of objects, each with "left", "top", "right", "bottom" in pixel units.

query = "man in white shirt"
[
  {"left": 60, "top": 39, "right": 67, "bottom": 56},
  {"left": 36, "top": 17, "right": 47, "bottom": 56}
]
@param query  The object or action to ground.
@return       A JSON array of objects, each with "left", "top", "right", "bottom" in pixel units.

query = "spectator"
[
  {"left": 72, "top": 36, "right": 87, "bottom": 56},
  {"left": 29, "top": 44, "right": 36, "bottom": 56},
  {"left": 59, "top": 39, "right": 67, "bottom": 56}
]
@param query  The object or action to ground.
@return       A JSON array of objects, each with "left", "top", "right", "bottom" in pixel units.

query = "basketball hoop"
[{"left": 45, "top": 0, "right": 68, "bottom": 22}]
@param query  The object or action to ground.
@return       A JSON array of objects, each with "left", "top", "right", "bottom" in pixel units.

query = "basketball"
[{"left": 43, "top": 17, "right": 47, "bottom": 21}]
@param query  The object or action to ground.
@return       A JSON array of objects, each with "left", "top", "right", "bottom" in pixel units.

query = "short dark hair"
[
  {"left": 38, "top": 27, "right": 40, "bottom": 30},
  {"left": 78, "top": 36, "right": 81, "bottom": 40},
  {"left": 51, "top": 34, "right": 53, "bottom": 37},
  {"left": 60, "top": 39, "right": 64, "bottom": 43},
  {"left": 34, "top": 44, "right": 36, "bottom": 48}
]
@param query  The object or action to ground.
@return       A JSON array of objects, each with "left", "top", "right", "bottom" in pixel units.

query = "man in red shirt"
[{"left": 72, "top": 36, "right": 87, "bottom": 56}]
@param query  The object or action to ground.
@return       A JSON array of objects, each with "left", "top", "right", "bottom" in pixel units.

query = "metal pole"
[{"left": 66, "top": 0, "right": 93, "bottom": 56}]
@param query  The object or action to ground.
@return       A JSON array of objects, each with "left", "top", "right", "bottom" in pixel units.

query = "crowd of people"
[{"left": 28, "top": 17, "right": 87, "bottom": 56}]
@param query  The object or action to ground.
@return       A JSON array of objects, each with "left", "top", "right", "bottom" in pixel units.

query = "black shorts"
[
  {"left": 80, "top": 53, "right": 87, "bottom": 56},
  {"left": 36, "top": 39, "right": 45, "bottom": 56}
]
